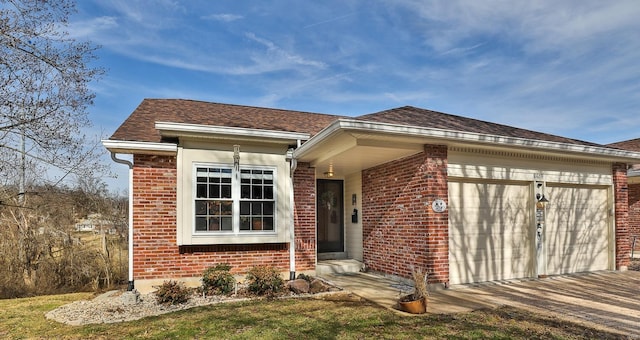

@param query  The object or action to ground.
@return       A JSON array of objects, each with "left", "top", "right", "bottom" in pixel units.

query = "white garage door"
[
  {"left": 544, "top": 184, "right": 610, "bottom": 275},
  {"left": 449, "top": 180, "right": 534, "bottom": 285}
]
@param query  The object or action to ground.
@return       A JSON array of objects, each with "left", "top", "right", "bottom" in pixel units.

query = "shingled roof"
[
  {"left": 357, "top": 106, "right": 603, "bottom": 147},
  {"left": 111, "top": 99, "right": 607, "bottom": 149},
  {"left": 109, "top": 99, "right": 345, "bottom": 143},
  {"left": 608, "top": 138, "right": 640, "bottom": 152}
]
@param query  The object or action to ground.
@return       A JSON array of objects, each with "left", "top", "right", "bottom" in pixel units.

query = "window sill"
[{"left": 181, "top": 232, "right": 288, "bottom": 245}]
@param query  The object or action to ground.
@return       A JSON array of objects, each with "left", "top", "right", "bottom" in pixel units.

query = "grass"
[{"left": 0, "top": 292, "right": 627, "bottom": 339}]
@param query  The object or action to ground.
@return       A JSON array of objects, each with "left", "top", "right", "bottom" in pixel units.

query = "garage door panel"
[
  {"left": 449, "top": 180, "right": 534, "bottom": 285},
  {"left": 545, "top": 185, "right": 610, "bottom": 275},
  {"left": 450, "top": 256, "right": 534, "bottom": 283}
]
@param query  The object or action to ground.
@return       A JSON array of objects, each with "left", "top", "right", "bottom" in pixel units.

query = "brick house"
[
  {"left": 607, "top": 138, "right": 640, "bottom": 257},
  {"left": 103, "top": 99, "right": 640, "bottom": 293}
]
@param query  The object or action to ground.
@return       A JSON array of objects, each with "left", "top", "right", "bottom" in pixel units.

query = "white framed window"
[{"left": 194, "top": 164, "right": 276, "bottom": 234}]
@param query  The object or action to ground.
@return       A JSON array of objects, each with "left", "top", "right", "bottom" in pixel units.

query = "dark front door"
[{"left": 317, "top": 179, "right": 344, "bottom": 253}]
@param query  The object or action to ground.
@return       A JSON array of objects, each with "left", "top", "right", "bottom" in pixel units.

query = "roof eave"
[
  {"left": 155, "top": 121, "right": 310, "bottom": 145},
  {"left": 294, "top": 119, "right": 640, "bottom": 163},
  {"left": 102, "top": 139, "right": 178, "bottom": 155}
]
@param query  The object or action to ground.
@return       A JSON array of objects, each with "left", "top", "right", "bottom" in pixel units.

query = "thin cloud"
[
  {"left": 202, "top": 13, "right": 244, "bottom": 22},
  {"left": 245, "top": 32, "right": 327, "bottom": 69},
  {"left": 68, "top": 16, "right": 118, "bottom": 39},
  {"left": 303, "top": 12, "right": 356, "bottom": 29}
]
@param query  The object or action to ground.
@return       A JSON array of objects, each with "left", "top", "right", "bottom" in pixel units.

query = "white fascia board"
[
  {"left": 294, "top": 119, "right": 640, "bottom": 163},
  {"left": 155, "top": 122, "right": 310, "bottom": 143},
  {"left": 101, "top": 139, "right": 178, "bottom": 155}
]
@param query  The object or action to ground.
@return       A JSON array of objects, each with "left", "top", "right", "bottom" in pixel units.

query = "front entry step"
[
  {"left": 317, "top": 252, "right": 347, "bottom": 261},
  {"left": 316, "top": 259, "right": 365, "bottom": 275}
]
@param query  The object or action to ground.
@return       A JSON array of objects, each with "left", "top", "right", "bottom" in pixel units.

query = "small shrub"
[
  {"left": 202, "top": 263, "right": 235, "bottom": 295},
  {"left": 245, "top": 266, "right": 284, "bottom": 296},
  {"left": 154, "top": 280, "right": 191, "bottom": 305}
]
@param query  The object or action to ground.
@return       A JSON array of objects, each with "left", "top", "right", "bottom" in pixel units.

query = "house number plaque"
[{"left": 431, "top": 199, "right": 447, "bottom": 213}]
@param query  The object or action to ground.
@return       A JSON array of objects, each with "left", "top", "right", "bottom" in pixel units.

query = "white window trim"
[{"left": 192, "top": 162, "right": 277, "bottom": 236}]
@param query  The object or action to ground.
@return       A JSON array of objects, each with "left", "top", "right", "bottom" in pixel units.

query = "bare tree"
[
  {"left": 0, "top": 0, "right": 105, "bottom": 192},
  {"left": 0, "top": 1, "right": 121, "bottom": 298}
]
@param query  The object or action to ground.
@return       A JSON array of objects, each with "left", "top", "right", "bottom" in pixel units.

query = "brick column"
[
  {"left": 293, "top": 162, "right": 316, "bottom": 271},
  {"left": 423, "top": 145, "right": 449, "bottom": 285},
  {"left": 613, "top": 163, "right": 630, "bottom": 269},
  {"left": 132, "top": 154, "right": 178, "bottom": 280}
]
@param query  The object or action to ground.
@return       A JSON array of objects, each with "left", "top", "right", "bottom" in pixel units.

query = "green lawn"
[{"left": 0, "top": 292, "right": 625, "bottom": 339}]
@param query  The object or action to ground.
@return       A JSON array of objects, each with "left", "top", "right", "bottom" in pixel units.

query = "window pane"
[
  {"left": 252, "top": 186, "right": 262, "bottom": 199},
  {"left": 195, "top": 200, "right": 207, "bottom": 215},
  {"left": 208, "top": 202, "right": 220, "bottom": 215},
  {"left": 251, "top": 202, "right": 262, "bottom": 215},
  {"left": 241, "top": 185, "right": 250, "bottom": 199},
  {"left": 208, "top": 217, "right": 220, "bottom": 231},
  {"left": 221, "top": 201, "right": 232, "bottom": 215},
  {"left": 263, "top": 217, "right": 273, "bottom": 231},
  {"left": 252, "top": 217, "right": 263, "bottom": 230},
  {"left": 221, "top": 184, "right": 232, "bottom": 198},
  {"left": 264, "top": 186, "right": 273, "bottom": 199},
  {"left": 196, "top": 184, "right": 207, "bottom": 198},
  {"left": 240, "top": 217, "right": 250, "bottom": 230},
  {"left": 240, "top": 201, "right": 250, "bottom": 215},
  {"left": 210, "top": 184, "right": 220, "bottom": 198},
  {"left": 263, "top": 201, "right": 274, "bottom": 215},
  {"left": 263, "top": 171, "right": 273, "bottom": 184},
  {"left": 220, "top": 217, "right": 232, "bottom": 231},
  {"left": 195, "top": 217, "right": 207, "bottom": 231}
]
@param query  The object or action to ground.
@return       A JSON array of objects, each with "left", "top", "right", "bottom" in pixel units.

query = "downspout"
[
  {"left": 110, "top": 152, "right": 135, "bottom": 291},
  {"left": 287, "top": 148, "right": 297, "bottom": 280}
]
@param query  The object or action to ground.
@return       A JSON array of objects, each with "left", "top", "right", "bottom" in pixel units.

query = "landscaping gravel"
[
  {"left": 45, "top": 278, "right": 342, "bottom": 326},
  {"left": 45, "top": 290, "right": 251, "bottom": 326}
]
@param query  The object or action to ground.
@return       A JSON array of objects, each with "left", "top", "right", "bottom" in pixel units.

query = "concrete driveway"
[{"left": 321, "top": 270, "right": 640, "bottom": 338}]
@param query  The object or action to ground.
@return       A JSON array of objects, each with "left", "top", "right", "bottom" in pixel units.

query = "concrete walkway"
[{"left": 320, "top": 270, "right": 640, "bottom": 337}]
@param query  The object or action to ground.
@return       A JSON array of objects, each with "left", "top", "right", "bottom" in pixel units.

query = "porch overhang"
[{"left": 293, "top": 119, "right": 640, "bottom": 177}]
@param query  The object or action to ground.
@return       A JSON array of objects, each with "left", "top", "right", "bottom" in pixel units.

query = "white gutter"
[
  {"left": 102, "top": 139, "right": 177, "bottom": 155},
  {"left": 294, "top": 119, "right": 640, "bottom": 163},
  {"left": 155, "top": 122, "right": 310, "bottom": 143},
  {"left": 109, "top": 153, "right": 135, "bottom": 291}
]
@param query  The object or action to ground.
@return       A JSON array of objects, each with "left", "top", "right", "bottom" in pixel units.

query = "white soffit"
[
  {"left": 101, "top": 139, "right": 177, "bottom": 155},
  {"left": 294, "top": 119, "right": 640, "bottom": 163},
  {"left": 155, "top": 121, "right": 310, "bottom": 144}
]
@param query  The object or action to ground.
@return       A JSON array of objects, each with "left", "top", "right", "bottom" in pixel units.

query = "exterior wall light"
[{"left": 324, "top": 164, "right": 334, "bottom": 178}]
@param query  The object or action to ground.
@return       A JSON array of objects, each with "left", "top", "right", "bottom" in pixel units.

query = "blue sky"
[{"left": 70, "top": 1, "right": 640, "bottom": 192}]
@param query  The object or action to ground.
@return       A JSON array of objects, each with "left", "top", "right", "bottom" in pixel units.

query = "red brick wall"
[
  {"left": 628, "top": 183, "right": 640, "bottom": 255},
  {"left": 612, "top": 163, "right": 630, "bottom": 269},
  {"left": 362, "top": 145, "right": 449, "bottom": 284},
  {"left": 132, "top": 154, "right": 290, "bottom": 282},
  {"left": 293, "top": 162, "right": 316, "bottom": 271}
]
